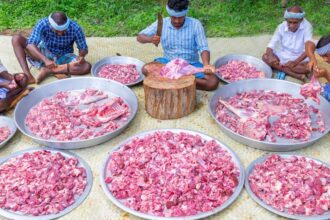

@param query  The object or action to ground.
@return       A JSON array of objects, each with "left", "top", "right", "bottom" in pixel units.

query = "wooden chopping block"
[{"left": 143, "top": 75, "right": 196, "bottom": 120}]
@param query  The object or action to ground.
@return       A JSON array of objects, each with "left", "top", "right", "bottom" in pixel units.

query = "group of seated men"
[{"left": 0, "top": 0, "right": 329, "bottom": 112}]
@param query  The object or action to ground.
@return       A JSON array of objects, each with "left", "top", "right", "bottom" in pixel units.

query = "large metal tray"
[
  {"left": 214, "top": 54, "right": 273, "bottom": 84},
  {"left": 91, "top": 56, "right": 145, "bottom": 86},
  {"left": 245, "top": 153, "right": 330, "bottom": 220},
  {"left": 14, "top": 77, "right": 138, "bottom": 149},
  {"left": 208, "top": 78, "right": 330, "bottom": 151},
  {"left": 100, "top": 128, "right": 245, "bottom": 220},
  {"left": 0, "top": 116, "right": 17, "bottom": 148},
  {"left": 0, "top": 147, "right": 93, "bottom": 220}
]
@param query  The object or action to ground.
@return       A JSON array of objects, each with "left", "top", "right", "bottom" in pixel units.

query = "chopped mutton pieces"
[
  {"left": 300, "top": 75, "right": 322, "bottom": 104},
  {"left": 105, "top": 131, "right": 240, "bottom": 217},
  {"left": 98, "top": 64, "right": 140, "bottom": 84},
  {"left": 217, "top": 60, "right": 265, "bottom": 82},
  {"left": 25, "top": 89, "right": 130, "bottom": 141},
  {"left": 249, "top": 154, "right": 330, "bottom": 216},
  {"left": 215, "top": 90, "right": 325, "bottom": 142},
  {"left": 0, "top": 126, "right": 11, "bottom": 143},
  {"left": 0, "top": 150, "right": 87, "bottom": 216}
]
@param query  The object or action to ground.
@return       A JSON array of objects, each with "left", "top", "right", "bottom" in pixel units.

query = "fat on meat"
[
  {"left": 105, "top": 131, "right": 240, "bottom": 217},
  {"left": 249, "top": 154, "right": 330, "bottom": 216}
]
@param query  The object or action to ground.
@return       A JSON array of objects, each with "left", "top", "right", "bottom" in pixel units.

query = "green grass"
[{"left": 0, "top": 0, "right": 329, "bottom": 37}]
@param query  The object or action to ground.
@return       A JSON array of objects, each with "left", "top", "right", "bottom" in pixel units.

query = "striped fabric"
[
  {"left": 316, "top": 43, "right": 330, "bottom": 56},
  {"left": 140, "top": 17, "right": 209, "bottom": 63},
  {"left": 27, "top": 18, "right": 88, "bottom": 58}
]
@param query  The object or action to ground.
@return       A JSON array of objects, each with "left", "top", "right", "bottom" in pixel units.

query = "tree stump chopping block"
[{"left": 143, "top": 75, "right": 196, "bottom": 120}]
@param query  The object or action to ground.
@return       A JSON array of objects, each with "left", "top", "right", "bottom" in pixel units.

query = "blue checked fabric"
[{"left": 27, "top": 18, "right": 88, "bottom": 58}]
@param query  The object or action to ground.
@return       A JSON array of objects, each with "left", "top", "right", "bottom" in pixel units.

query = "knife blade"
[{"left": 156, "top": 12, "right": 163, "bottom": 47}]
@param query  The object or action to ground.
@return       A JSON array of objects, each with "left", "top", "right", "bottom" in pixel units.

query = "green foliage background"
[{"left": 0, "top": 0, "right": 329, "bottom": 37}]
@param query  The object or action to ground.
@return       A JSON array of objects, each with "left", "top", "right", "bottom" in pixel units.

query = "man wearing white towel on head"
[{"left": 262, "top": 6, "right": 312, "bottom": 81}]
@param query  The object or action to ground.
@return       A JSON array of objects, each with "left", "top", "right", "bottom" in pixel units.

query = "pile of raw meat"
[
  {"left": 0, "top": 126, "right": 11, "bottom": 143},
  {"left": 217, "top": 60, "right": 266, "bottom": 82},
  {"left": 215, "top": 90, "right": 325, "bottom": 142},
  {"left": 105, "top": 131, "right": 240, "bottom": 217},
  {"left": 300, "top": 75, "right": 322, "bottom": 104},
  {"left": 249, "top": 154, "right": 330, "bottom": 216},
  {"left": 0, "top": 150, "right": 87, "bottom": 216},
  {"left": 25, "top": 89, "right": 130, "bottom": 141},
  {"left": 160, "top": 58, "right": 203, "bottom": 79},
  {"left": 98, "top": 64, "right": 140, "bottom": 84}
]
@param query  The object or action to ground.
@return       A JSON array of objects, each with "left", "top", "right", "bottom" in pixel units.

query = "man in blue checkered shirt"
[
  {"left": 12, "top": 11, "right": 91, "bottom": 84},
  {"left": 137, "top": 0, "right": 219, "bottom": 91}
]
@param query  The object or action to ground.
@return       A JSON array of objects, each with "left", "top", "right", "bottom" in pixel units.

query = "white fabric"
[
  {"left": 166, "top": 5, "right": 188, "bottom": 17},
  {"left": 284, "top": 10, "right": 305, "bottom": 19},
  {"left": 48, "top": 14, "right": 70, "bottom": 31},
  {"left": 0, "top": 59, "right": 7, "bottom": 73},
  {"left": 267, "top": 19, "right": 313, "bottom": 64}
]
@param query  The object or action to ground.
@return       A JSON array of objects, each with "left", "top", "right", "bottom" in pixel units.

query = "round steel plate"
[
  {"left": 0, "top": 147, "right": 93, "bottom": 220},
  {"left": 14, "top": 77, "right": 138, "bottom": 149},
  {"left": 214, "top": 54, "right": 273, "bottom": 83},
  {"left": 245, "top": 153, "right": 330, "bottom": 220},
  {"left": 91, "top": 56, "right": 145, "bottom": 86},
  {"left": 208, "top": 78, "right": 330, "bottom": 151},
  {"left": 100, "top": 128, "right": 245, "bottom": 220}
]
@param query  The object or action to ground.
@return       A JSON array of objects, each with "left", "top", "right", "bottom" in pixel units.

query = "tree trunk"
[{"left": 143, "top": 75, "right": 196, "bottom": 120}]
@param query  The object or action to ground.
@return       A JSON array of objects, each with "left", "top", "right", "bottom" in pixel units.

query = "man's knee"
[
  {"left": 77, "top": 62, "right": 91, "bottom": 75},
  {"left": 262, "top": 53, "right": 268, "bottom": 63},
  {"left": 204, "top": 74, "right": 219, "bottom": 91},
  {"left": 12, "top": 34, "right": 25, "bottom": 46},
  {"left": 142, "top": 64, "right": 149, "bottom": 75}
]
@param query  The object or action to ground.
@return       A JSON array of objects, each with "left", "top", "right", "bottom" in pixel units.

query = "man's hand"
[
  {"left": 43, "top": 59, "right": 56, "bottom": 69},
  {"left": 203, "top": 64, "right": 216, "bottom": 74},
  {"left": 151, "top": 35, "right": 160, "bottom": 46},
  {"left": 284, "top": 61, "right": 297, "bottom": 69},
  {"left": 307, "top": 58, "right": 318, "bottom": 72},
  {"left": 76, "top": 56, "right": 85, "bottom": 65}
]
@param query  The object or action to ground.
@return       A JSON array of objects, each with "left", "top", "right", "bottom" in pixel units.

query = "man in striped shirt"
[
  {"left": 137, "top": 0, "right": 219, "bottom": 91},
  {"left": 12, "top": 12, "right": 91, "bottom": 84}
]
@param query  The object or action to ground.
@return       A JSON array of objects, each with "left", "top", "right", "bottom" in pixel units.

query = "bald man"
[
  {"left": 262, "top": 6, "right": 312, "bottom": 81},
  {"left": 12, "top": 11, "right": 91, "bottom": 84}
]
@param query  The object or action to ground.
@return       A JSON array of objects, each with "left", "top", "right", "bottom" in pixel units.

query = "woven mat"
[{"left": 0, "top": 35, "right": 329, "bottom": 220}]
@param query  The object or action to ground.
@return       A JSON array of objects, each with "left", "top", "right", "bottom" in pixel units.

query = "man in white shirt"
[{"left": 262, "top": 6, "right": 312, "bottom": 81}]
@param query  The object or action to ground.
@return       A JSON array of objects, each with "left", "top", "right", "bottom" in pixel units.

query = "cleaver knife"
[{"left": 155, "top": 12, "right": 163, "bottom": 47}]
